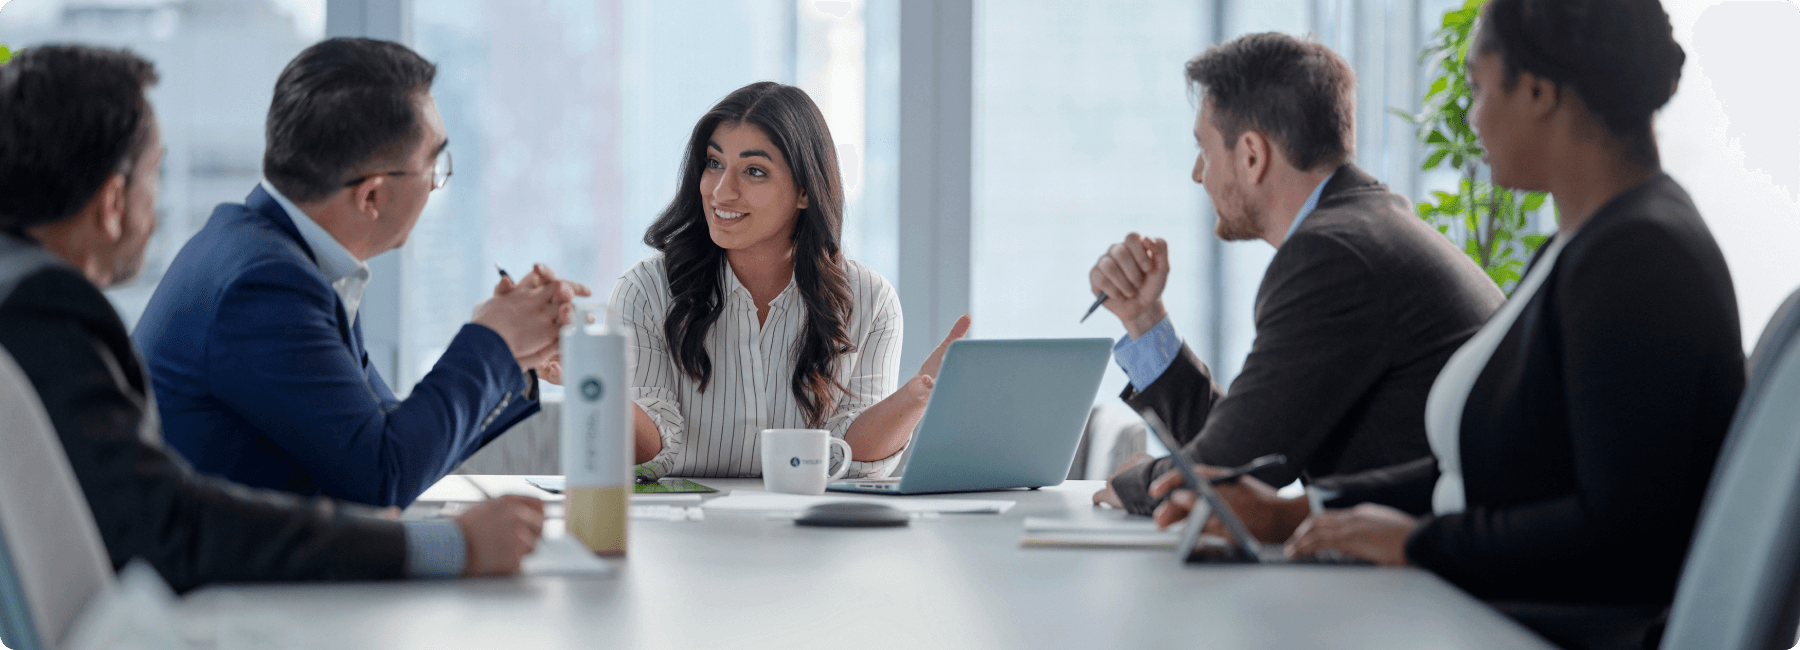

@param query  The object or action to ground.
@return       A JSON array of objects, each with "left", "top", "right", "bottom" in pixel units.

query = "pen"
[
  {"left": 495, "top": 263, "right": 510, "bottom": 280},
  {"left": 1208, "top": 453, "right": 1287, "bottom": 485},
  {"left": 1080, "top": 292, "right": 1108, "bottom": 323}
]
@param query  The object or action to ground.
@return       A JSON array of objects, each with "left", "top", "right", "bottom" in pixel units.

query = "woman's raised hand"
[
  {"left": 898, "top": 315, "right": 972, "bottom": 407},
  {"left": 916, "top": 314, "right": 972, "bottom": 381}
]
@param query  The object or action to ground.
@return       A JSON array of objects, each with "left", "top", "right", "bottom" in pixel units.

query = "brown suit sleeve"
[
  {"left": 1111, "top": 345, "right": 1222, "bottom": 515},
  {"left": 1111, "top": 230, "right": 1395, "bottom": 514}
]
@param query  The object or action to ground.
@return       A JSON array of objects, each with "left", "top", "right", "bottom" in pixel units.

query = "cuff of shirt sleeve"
[
  {"left": 842, "top": 436, "right": 907, "bottom": 479},
  {"left": 1113, "top": 318, "right": 1183, "bottom": 393},
  {"left": 403, "top": 520, "right": 466, "bottom": 579},
  {"left": 635, "top": 461, "right": 666, "bottom": 481}
]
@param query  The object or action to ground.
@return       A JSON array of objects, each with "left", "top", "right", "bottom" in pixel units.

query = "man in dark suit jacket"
[
  {"left": 133, "top": 39, "right": 584, "bottom": 508},
  {"left": 1089, "top": 33, "right": 1503, "bottom": 534},
  {"left": 0, "top": 45, "right": 542, "bottom": 592}
]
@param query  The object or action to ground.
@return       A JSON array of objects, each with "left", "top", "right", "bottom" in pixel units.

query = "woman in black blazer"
[
  {"left": 1282, "top": 0, "right": 1744, "bottom": 604},
  {"left": 1155, "top": 0, "right": 1745, "bottom": 607}
]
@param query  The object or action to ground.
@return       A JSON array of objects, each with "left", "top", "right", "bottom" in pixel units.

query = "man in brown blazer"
[{"left": 1089, "top": 32, "right": 1502, "bottom": 538}]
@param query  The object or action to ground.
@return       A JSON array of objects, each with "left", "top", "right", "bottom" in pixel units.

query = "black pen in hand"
[{"left": 1080, "top": 292, "right": 1108, "bottom": 323}]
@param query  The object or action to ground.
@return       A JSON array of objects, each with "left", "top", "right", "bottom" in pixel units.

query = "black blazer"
[
  {"left": 1111, "top": 164, "right": 1504, "bottom": 514},
  {"left": 0, "top": 234, "right": 406, "bottom": 593},
  {"left": 1322, "top": 174, "right": 1744, "bottom": 605}
]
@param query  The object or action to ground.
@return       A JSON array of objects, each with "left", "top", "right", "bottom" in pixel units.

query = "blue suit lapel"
[
  {"left": 246, "top": 185, "right": 362, "bottom": 362},
  {"left": 349, "top": 309, "right": 367, "bottom": 370}
]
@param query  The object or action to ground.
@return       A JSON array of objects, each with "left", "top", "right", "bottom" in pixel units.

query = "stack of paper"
[{"left": 1018, "top": 516, "right": 1181, "bottom": 549}]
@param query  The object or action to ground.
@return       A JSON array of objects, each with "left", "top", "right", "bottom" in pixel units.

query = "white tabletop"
[{"left": 179, "top": 477, "right": 1554, "bottom": 650}]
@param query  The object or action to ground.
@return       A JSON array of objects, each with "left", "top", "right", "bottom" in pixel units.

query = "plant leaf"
[
  {"left": 1426, "top": 76, "right": 1448, "bottom": 99},
  {"left": 1423, "top": 149, "right": 1450, "bottom": 170},
  {"left": 1521, "top": 191, "right": 1547, "bottom": 212}
]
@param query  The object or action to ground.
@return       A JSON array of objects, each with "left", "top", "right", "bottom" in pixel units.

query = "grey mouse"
[{"left": 794, "top": 502, "right": 910, "bottom": 527}]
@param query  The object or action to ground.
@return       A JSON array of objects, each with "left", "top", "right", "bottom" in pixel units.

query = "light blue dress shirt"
[
  {"left": 403, "top": 520, "right": 467, "bottom": 578},
  {"left": 1114, "top": 172, "right": 1335, "bottom": 392},
  {"left": 259, "top": 180, "right": 466, "bottom": 579}
]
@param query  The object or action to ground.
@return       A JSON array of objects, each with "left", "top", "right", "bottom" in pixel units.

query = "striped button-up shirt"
[{"left": 611, "top": 253, "right": 906, "bottom": 479}]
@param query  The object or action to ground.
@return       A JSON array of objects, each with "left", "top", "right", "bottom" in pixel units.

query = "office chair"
[
  {"left": 1490, "top": 289, "right": 1800, "bottom": 650},
  {"left": 0, "top": 347, "right": 115, "bottom": 650},
  {"left": 1660, "top": 288, "right": 1800, "bottom": 650}
]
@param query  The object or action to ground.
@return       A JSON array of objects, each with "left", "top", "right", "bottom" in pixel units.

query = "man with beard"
[{"left": 1088, "top": 33, "right": 1503, "bottom": 540}]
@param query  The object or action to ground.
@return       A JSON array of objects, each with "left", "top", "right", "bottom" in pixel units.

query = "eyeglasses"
[{"left": 342, "top": 148, "right": 453, "bottom": 191}]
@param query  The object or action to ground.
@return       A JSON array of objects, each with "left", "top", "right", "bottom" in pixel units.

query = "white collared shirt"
[
  {"left": 612, "top": 253, "right": 906, "bottom": 479},
  {"left": 1423, "top": 232, "right": 1573, "bottom": 515},
  {"left": 260, "top": 179, "right": 371, "bottom": 322}
]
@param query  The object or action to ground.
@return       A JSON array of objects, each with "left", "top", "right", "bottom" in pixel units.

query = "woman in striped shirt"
[{"left": 612, "top": 82, "right": 968, "bottom": 479}]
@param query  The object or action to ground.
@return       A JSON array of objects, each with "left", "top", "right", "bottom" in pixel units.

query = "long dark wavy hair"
[{"left": 643, "top": 82, "right": 854, "bottom": 428}]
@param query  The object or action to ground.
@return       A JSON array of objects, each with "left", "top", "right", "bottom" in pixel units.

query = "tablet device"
[{"left": 1140, "top": 412, "right": 1369, "bottom": 566}]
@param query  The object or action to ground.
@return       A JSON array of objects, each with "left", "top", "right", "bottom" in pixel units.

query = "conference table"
[{"left": 178, "top": 476, "right": 1556, "bottom": 650}]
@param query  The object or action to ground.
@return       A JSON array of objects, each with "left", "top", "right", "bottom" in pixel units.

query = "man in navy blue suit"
[{"left": 134, "top": 38, "right": 586, "bottom": 508}]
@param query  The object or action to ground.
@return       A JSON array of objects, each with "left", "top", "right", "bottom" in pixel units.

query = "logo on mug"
[
  {"left": 580, "top": 377, "right": 603, "bottom": 402},
  {"left": 790, "top": 457, "right": 801, "bottom": 467}
]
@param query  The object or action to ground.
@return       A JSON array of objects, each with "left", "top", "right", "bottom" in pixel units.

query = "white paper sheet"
[
  {"left": 701, "top": 490, "right": 1014, "bottom": 514},
  {"left": 1017, "top": 515, "right": 1180, "bottom": 548},
  {"left": 413, "top": 475, "right": 488, "bottom": 503},
  {"left": 466, "top": 475, "right": 557, "bottom": 500},
  {"left": 1021, "top": 516, "right": 1163, "bottom": 533}
]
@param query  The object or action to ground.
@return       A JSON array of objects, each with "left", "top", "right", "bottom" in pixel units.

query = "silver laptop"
[{"left": 829, "top": 338, "right": 1112, "bottom": 495}]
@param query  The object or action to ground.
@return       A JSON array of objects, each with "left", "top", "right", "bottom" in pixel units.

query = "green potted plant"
[{"left": 1396, "top": 0, "right": 1553, "bottom": 292}]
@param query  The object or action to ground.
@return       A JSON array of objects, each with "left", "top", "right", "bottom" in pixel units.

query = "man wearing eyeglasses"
[{"left": 134, "top": 38, "right": 584, "bottom": 513}]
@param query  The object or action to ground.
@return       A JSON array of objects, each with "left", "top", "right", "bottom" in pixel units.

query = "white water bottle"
[{"left": 560, "top": 308, "right": 631, "bottom": 555}]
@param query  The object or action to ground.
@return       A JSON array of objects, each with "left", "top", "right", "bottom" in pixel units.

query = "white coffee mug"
[{"left": 760, "top": 428, "right": 852, "bottom": 495}]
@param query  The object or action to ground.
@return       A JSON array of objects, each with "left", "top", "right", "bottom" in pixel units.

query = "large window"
[
  {"left": 0, "top": 0, "right": 326, "bottom": 330},
  {"left": 5, "top": 0, "right": 1791, "bottom": 404},
  {"left": 970, "top": 0, "right": 1208, "bottom": 400},
  {"left": 1659, "top": 0, "right": 1800, "bottom": 344}
]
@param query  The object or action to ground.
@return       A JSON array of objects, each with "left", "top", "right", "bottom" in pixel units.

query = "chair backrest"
[
  {"left": 0, "top": 346, "right": 114, "bottom": 650},
  {"left": 1662, "top": 288, "right": 1800, "bottom": 650}
]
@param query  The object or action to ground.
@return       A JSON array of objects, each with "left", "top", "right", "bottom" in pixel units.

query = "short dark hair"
[
  {"left": 0, "top": 45, "right": 158, "bottom": 232},
  {"left": 1474, "top": 0, "right": 1683, "bottom": 166},
  {"left": 263, "top": 38, "right": 436, "bottom": 203},
  {"left": 1185, "top": 32, "right": 1356, "bottom": 172}
]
